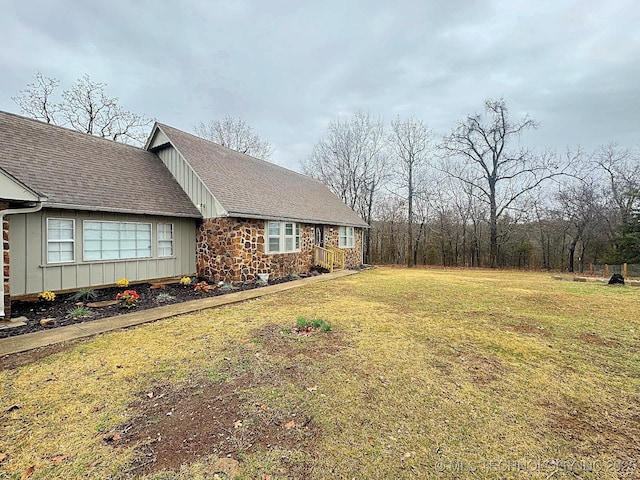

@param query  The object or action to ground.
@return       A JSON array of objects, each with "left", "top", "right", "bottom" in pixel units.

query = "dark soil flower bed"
[{"left": 3, "top": 274, "right": 315, "bottom": 339}]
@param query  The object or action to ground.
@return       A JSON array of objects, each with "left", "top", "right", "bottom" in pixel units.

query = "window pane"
[
  {"left": 285, "top": 238, "right": 293, "bottom": 251},
  {"left": 285, "top": 223, "right": 293, "bottom": 235},
  {"left": 47, "top": 219, "right": 74, "bottom": 263},
  {"left": 269, "top": 237, "right": 280, "bottom": 252},
  {"left": 268, "top": 222, "right": 280, "bottom": 236}
]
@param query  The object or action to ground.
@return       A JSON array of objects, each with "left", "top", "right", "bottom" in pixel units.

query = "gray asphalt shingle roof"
[
  {"left": 0, "top": 111, "right": 201, "bottom": 218},
  {"left": 154, "top": 123, "right": 369, "bottom": 227}
]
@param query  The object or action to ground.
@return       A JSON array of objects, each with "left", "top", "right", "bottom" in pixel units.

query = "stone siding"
[
  {"left": 196, "top": 218, "right": 363, "bottom": 282},
  {"left": 324, "top": 226, "right": 364, "bottom": 267},
  {"left": 1, "top": 202, "right": 9, "bottom": 318}
]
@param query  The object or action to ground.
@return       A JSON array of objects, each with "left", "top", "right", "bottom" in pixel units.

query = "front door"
[{"left": 314, "top": 225, "right": 325, "bottom": 247}]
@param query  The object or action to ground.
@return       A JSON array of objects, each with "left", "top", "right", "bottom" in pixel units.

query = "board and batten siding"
[
  {"left": 9, "top": 209, "right": 197, "bottom": 296},
  {"left": 155, "top": 147, "right": 224, "bottom": 219}
]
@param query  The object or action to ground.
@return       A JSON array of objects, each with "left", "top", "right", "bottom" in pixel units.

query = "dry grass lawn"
[{"left": 1, "top": 267, "right": 639, "bottom": 479}]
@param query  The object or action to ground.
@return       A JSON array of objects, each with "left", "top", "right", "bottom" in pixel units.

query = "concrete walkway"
[{"left": 0, "top": 270, "right": 358, "bottom": 356}]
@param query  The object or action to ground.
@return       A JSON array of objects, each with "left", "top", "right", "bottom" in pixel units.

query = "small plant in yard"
[
  {"left": 294, "top": 316, "right": 331, "bottom": 333},
  {"left": 194, "top": 281, "right": 212, "bottom": 294},
  {"left": 67, "top": 305, "right": 92, "bottom": 319},
  {"left": 116, "top": 278, "right": 130, "bottom": 287},
  {"left": 116, "top": 289, "right": 140, "bottom": 308},
  {"left": 38, "top": 291, "right": 56, "bottom": 302},
  {"left": 72, "top": 288, "right": 98, "bottom": 302},
  {"left": 156, "top": 292, "right": 175, "bottom": 303},
  {"left": 179, "top": 276, "right": 193, "bottom": 285}
]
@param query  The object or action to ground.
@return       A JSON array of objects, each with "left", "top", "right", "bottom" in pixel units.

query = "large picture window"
[
  {"left": 83, "top": 221, "right": 152, "bottom": 261},
  {"left": 339, "top": 226, "right": 355, "bottom": 248},
  {"left": 266, "top": 221, "right": 300, "bottom": 254},
  {"left": 47, "top": 218, "right": 75, "bottom": 263},
  {"left": 157, "top": 223, "right": 174, "bottom": 257}
]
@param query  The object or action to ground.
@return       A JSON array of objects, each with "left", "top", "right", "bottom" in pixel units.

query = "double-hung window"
[
  {"left": 157, "top": 223, "right": 174, "bottom": 257},
  {"left": 266, "top": 221, "right": 300, "bottom": 254},
  {"left": 339, "top": 226, "right": 355, "bottom": 248},
  {"left": 83, "top": 221, "right": 152, "bottom": 261},
  {"left": 47, "top": 218, "right": 75, "bottom": 263}
]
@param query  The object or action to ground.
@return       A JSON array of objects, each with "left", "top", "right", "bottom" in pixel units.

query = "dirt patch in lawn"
[
  {"left": 577, "top": 332, "right": 621, "bottom": 348},
  {"left": 547, "top": 403, "right": 640, "bottom": 465},
  {"left": 459, "top": 351, "right": 506, "bottom": 385},
  {"left": 114, "top": 324, "right": 343, "bottom": 477}
]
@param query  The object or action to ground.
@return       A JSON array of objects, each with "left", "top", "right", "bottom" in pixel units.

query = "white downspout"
[{"left": 0, "top": 202, "right": 44, "bottom": 318}]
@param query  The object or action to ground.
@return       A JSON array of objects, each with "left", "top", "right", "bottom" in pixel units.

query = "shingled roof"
[
  {"left": 152, "top": 123, "right": 369, "bottom": 227},
  {"left": 0, "top": 111, "right": 201, "bottom": 218}
]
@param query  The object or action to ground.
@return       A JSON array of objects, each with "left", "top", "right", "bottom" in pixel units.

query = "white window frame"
[
  {"left": 46, "top": 218, "right": 75, "bottom": 264},
  {"left": 157, "top": 223, "right": 174, "bottom": 257},
  {"left": 339, "top": 226, "right": 355, "bottom": 248},
  {"left": 266, "top": 221, "right": 300, "bottom": 254},
  {"left": 82, "top": 220, "right": 152, "bottom": 261}
]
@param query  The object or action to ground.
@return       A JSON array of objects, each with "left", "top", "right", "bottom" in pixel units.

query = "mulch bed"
[{"left": 3, "top": 274, "right": 315, "bottom": 339}]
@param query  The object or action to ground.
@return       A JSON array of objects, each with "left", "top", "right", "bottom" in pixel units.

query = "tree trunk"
[{"left": 407, "top": 160, "right": 414, "bottom": 268}]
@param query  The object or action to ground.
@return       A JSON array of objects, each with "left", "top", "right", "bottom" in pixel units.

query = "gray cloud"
[{"left": 1, "top": 0, "right": 638, "bottom": 170}]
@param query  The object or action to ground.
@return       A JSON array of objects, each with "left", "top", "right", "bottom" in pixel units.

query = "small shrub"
[
  {"left": 72, "top": 288, "right": 97, "bottom": 302},
  {"left": 296, "top": 316, "right": 331, "bottom": 332},
  {"left": 194, "top": 281, "right": 211, "bottom": 294},
  {"left": 179, "top": 276, "right": 193, "bottom": 285},
  {"left": 67, "top": 306, "right": 92, "bottom": 319},
  {"left": 116, "top": 278, "right": 130, "bottom": 288},
  {"left": 38, "top": 291, "right": 56, "bottom": 302},
  {"left": 156, "top": 292, "right": 174, "bottom": 303},
  {"left": 320, "top": 320, "right": 332, "bottom": 332},
  {"left": 116, "top": 289, "right": 139, "bottom": 308}
]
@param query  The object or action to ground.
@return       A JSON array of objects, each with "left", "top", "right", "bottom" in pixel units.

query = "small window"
[
  {"left": 266, "top": 221, "right": 300, "bottom": 254},
  {"left": 158, "top": 223, "right": 174, "bottom": 257},
  {"left": 339, "top": 226, "right": 355, "bottom": 248},
  {"left": 83, "top": 221, "right": 151, "bottom": 261},
  {"left": 47, "top": 218, "right": 75, "bottom": 263}
]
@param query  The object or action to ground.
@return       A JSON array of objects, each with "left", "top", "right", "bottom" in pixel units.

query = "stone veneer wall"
[
  {"left": 196, "top": 218, "right": 364, "bottom": 283},
  {"left": 1, "top": 202, "right": 10, "bottom": 318},
  {"left": 324, "top": 226, "right": 364, "bottom": 267}
]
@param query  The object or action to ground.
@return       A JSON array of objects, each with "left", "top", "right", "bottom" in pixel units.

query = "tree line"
[{"left": 302, "top": 101, "right": 640, "bottom": 271}]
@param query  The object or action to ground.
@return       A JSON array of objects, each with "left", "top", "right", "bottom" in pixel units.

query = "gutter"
[{"left": 1, "top": 201, "right": 45, "bottom": 318}]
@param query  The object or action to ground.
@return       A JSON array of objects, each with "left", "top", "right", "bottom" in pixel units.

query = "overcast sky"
[{"left": 1, "top": 0, "right": 639, "bottom": 171}]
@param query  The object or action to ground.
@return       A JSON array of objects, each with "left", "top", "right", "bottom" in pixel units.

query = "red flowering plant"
[
  {"left": 116, "top": 289, "right": 140, "bottom": 308},
  {"left": 194, "top": 281, "right": 212, "bottom": 295}
]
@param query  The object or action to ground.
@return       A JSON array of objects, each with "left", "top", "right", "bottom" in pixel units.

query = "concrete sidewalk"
[{"left": 0, "top": 270, "right": 358, "bottom": 357}]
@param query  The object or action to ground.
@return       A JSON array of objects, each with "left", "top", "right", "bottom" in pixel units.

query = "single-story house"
[{"left": 0, "top": 111, "right": 368, "bottom": 318}]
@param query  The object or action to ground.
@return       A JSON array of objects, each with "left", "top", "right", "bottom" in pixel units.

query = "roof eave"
[
  {"left": 45, "top": 202, "right": 202, "bottom": 219},
  {"left": 223, "top": 211, "right": 369, "bottom": 228}
]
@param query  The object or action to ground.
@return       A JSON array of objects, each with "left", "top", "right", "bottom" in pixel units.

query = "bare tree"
[
  {"left": 302, "top": 111, "right": 388, "bottom": 261},
  {"left": 592, "top": 143, "right": 640, "bottom": 227},
  {"left": 13, "top": 73, "right": 152, "bottom": 145},
  {"left": 440, "top": 98, "right": 565, "bottom": 268},
  {"left": 388, "top": 116, "right": 434, "bottom": 267},
  {"left": 194, "top": 117, "right": 274, "bottom": 160},
  {"left": 12, "top": 72, "right": 60, "bottom": 124}
]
